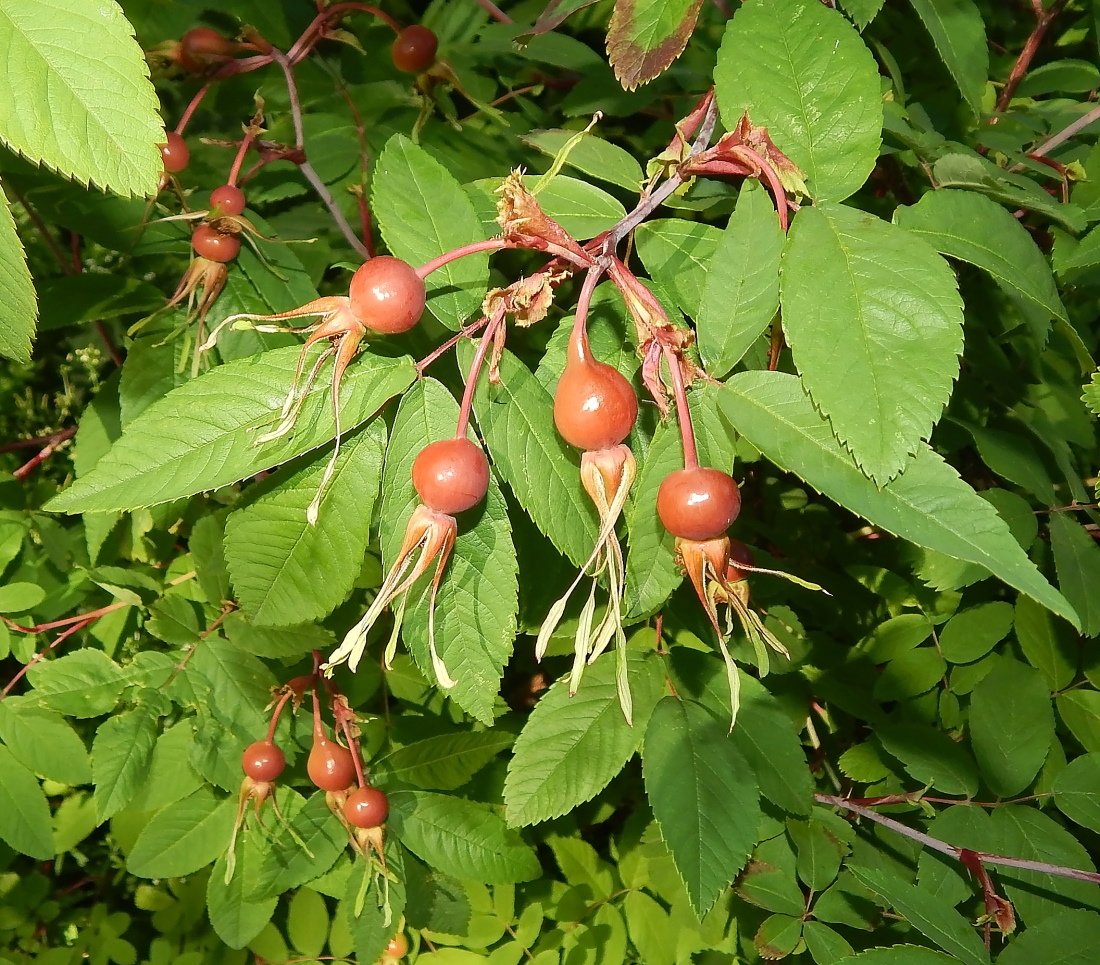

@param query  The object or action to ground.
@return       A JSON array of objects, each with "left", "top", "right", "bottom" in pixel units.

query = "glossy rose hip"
[
  {"left": 241, "top": 740, "right": 285, "bottom": 782},
  {"left": 392, "top": 26, "right": 438, "bottom": 73},
  {"left": 348, "top": 256, "right": 425, "bottom": 334},
  {"left": 412, "top": 438, "right": 490, "bottom": 515},
  {"left": 554, "top": 336, "right": 637, "bottom": 451},
  {"left": 192, "top": 224, "right": 240, "bottom": 263},
  {"left": 210, "top": 184, "right": 246, "bottom": 216},
  {"left": 343, "top": 785, "right": 389, "bottom": 828},
  {"left": 307, "top": 736, "right": 356, "bottom": 791},
  {"left": 657, "top": 467, "right": 741, "bottom": 541},
  {"left": 160, "top": 132, "right": 190, "bottom": 173}
]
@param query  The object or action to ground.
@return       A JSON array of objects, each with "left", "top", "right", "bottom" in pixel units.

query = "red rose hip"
[
  {"left": 210, "top": 184, "right": 246, "bottom": 216},
  {"left": 160, "top": 132, "right": 190, "bottom": 173},
  {"left": 343, "top": 785, "right": 389, "bottom": 828},
  {"left": 412, "top": 438, "right": 490, "bottom": 515},
  {"left": 241, "top": 740, "right": 285, "bottom": 783},
  {"left": 307, "top": 735, "right": 356, "bottom": 792},
  {"left": 192, "top": 224, "right": 240, "bottom": 263},
  {"left": 657, "top": 467, "right": 741, "bottom": 541},
  {"left": 348, "top": 256, "right": 425, "bottom": 334},
  {"left": 392, "top": 25, "right": 438, "bottom": 73},
  {"left": 554, "top": 331, "right": 637, "bottom": 452},
  {"left": 178, "top": 27, "right": 235, "bottom": 73}
]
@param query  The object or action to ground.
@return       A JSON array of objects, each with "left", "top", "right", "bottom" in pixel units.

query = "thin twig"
[
  {"left": 995, "top": 0, "right": 1069, "bottom": 112},
  {"left": 474, "top": 0, "right": 513, "bottom": 23},
  {"left": 0, "top": 427, "right": 76, "bottom": 455},
  {"left": 817, "top": 793, "right": 1100, "bottom": 885}
]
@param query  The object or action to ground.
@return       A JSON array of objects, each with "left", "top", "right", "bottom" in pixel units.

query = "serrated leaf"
[
  {"left": 468, "top": 174, "right": 626, "bottom": 240},
  {"left": 1084, "top": 372, "right": 1100, "bottom": 416},
  {"left": 0, "top": 192, "right": 36, "bottom": 363},
  {"left": 0, "top": 743, "right": 54, "bottom": 858},
  {"left": 92, "top": 707, "right": 159, "bottom": 821},
  {"left": 380, "top": 731, "right": 514, "bottom": 790},
  {"left": 970, "top": 658, "right": 1054, "bottom": 796},
  {"left": 895, "top": 189, "right": 1066, "bottom": 325},
  {"left": 504, "top": 650, "right": 664, "bottom": 827},
  {"left": 840, "top": 0, "right": 885, "bottom": 29},
  {"left": 1049, "top": 512, "right": 1100, "bottom": 637},
  {"left": 388, "top": 790, "right": 540, "bottom": 883},
  {"left": 877, "top": 723, "right": 979, "bottom": 797},
  {"left": 781, "top": 204, "right": 963, "bottom": 484},
  {"left": 906, "top": 0, "right": 988, "bottom": 113},
  {"left": 26, "top": 648, "right": 125, "bottom": 717},
  {"left": 607, "top": 0, "right": 703, "bottom": 89},
  {"left": 833, "top": 947, "right": 965, "bottom": 965},
  {"left": 249, "top": 791, "right": 347, "bottom": 899},
  {"left": 126, "top": 787, "right": 234, "bottom": 878},
  {"left": 0, "top": 0, "right": 162, "bottom": 196},
  {"left": 190, "top": 637, "right": 277, "bottom": 737},
  {"left": 803, "top": 920, "right": 855, "bottom": 964},
  {"left": 718, "top": 371, "right": 1077, "bottom": 627},
  {"left": 1016, "top": 596, "right": 1077, "bottom": 692},
  {"left": 643, "top": 697, "right": 760, "bottom": 918},
  {"left": 0, "top": 698, "right": 91, "bottom": 786},
  {"left": 47, "top": 347, "right": 414, "bottom": 513},
  {"left": 378, "top": 378, "right": 517, "bottom": 724},
  {"left": 372, "top": 134, "right": 489, "bottom": 330},
  {"left": 344, "top": 843, "right": 406, "bottom": 964},
  {"left": 522, "top": 130, "right": 644, "bottom": 191},
  {"left": 997, "top": 909, "right": 1100, "bottom": 965},
  {"left": 462, "top": 343, "right": 598, "bottom": 567},
  {"left": 225, "top": 419, "right": 387, "bottom": 626},
  {"left": 634, "top": 219, "right": 721, "bottom": 321},
  {"left": 938, "top": 602, "right": 1014, "bottom": 664},
  {"left": 697, "top": 180, "right": 784, "bottom": 377},
  {"left": 208, "top": 844, "right": 277, "bottom": 950},
  {"left": 1054, "top": 753, "right": 1100, "bottom": 834},
  {"left": 849, "top": 865, "right": 990, "bottom": 965},
  {"left": 715, "top": 0, "right": 883, "bottom": 202},
  {"left": 37, "top": 273, "right": 163, "bottom": 332}
]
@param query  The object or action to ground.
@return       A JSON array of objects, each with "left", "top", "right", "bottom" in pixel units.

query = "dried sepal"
[
  {"left": 496, "top": 170, "right": 592, "bottom": 260},
  {"left": 324, "top": 505, "right": 458, "bottom": 689}
]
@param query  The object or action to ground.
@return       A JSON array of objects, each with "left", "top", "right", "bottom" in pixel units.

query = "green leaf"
[
  {"left": 803, "top": 920, "right": 855, "bottom": 964},
  {"left": 717, "top": 371, "right": 1078, "bottom": 627},
  {"left": 463, "top": 343, "right": 598, "bottom": 567},
  {"left": 736, "top": 834, "right": 805, "bottom": 916},
  {"left": 0, "top": 743, "right": 54, "bottom": 858},
  {"left": 1084, "top": 372, "right": 1100, "bottom": 417},
  {"left": 504, "top": 650, "right": 664, "bottom": 827},
  {"left": 991, "top": 804, "right": 1100, "bottom": 925},
  {"left": 840, "top": 0, "right": 885, "bottom": 29},
  {"left": 1059, "top": 690, "right": 1100, "bottom": 752},
  {"left": 26, "top": 648, "right": 125, "bottom": 717},
  {"left": 697, "top": 180, "right": 784, "bottom": 377},
  {"left": 47, "top": 347, "right": 415, "bottom": 513},
  {"left": 249, "top": 791, "right": 347, "bottom": 900},
  {"left": 905, "top": 0, "right": 988, "bottom": 113},
  {"left": 833, "top": 949, "right": 962, "bottom": 965},
  {"left": 222, "top": 612, "right": 334, "bottom": 659},
  {"left": 849, "top": 865, "right": 990, "bottom": 965},
  {"left": 997, "top": 909, "right": 1100, "bottom": 965},
  {"left": 877, "top": 722, "right": 979, "bottom": 797},
  {"left": 0, "top": 698, "right": 91, "bottom": 785},
  {"left": 937, "top": 602, "right": 1014, "bottom": 664},
  {"left": 522, "top": 130, "right": 644, "bottom": 191},
  {"left": 0, "top": 581, "right": 45, "bottom": 612},
  {"left": 634, "top": 219, "right": 721, "bottom": 321},
  {"left": 288, "top": 888, "right": 329, "bottom": 957},
  {"left": 190, "top": 637, "right": 277, "bottom": 737},
  {"left": 379, "top": 378, "right": 518, "bottom": 724},
  {"left": 0, "top": 192, "right": 36, "bottom": 363},
  {"left": 781, "top": 203, "right": 963, "bottom": 484},
  {"left": 670, "top": 650, "right": 813, "bottom": 815},
  {"left": 894, "top": 189, "right": 1066, "bottom": 325},
  {"left": 469, "top": 174, "right": 626, "bottom": 240},
  {"left": 642, "top": 697, "right": 760, "bottom": 918},
  {"left": 126, "top": 787, "right": 234, "bottom": 878},
  {"left": 372, "top": 134, "right": 489, "bottom": 330},
  {"left": 388, "top": 790, "right": 540, "bottom": 883},
  {"left": 1015, "top": 596, "right": 1077, "bottom": 692},
  {"left": 1054, "top": 753, "right": 1100, "bottom": 833},
  {"left": 92, "top": 707, "right": 159, "bottom": 821},
  {"left": 606, "top": 0, "right": 703, "bottom": 89},
  {"left": 970, "top": 658, "right": 1054, "bottom": 796},
  {"left": 37, "top": 273, "right": 164, "bottom": 332},
  {"left": 0, "top": 0, "right": 162, "bottom": 196},
  {"left": 207, "top": 841, "right": 276, "bottom": 949},
  {"left": 344, "top": 844, "right": 406, "bottom": 965},
  {"left": 754, "top": 913, "right": 803, "bottom": 959},
  {"left": 1049, "top": 512, "right": 1100, "bottom": 637},
  {"left": 715, "top": 0, "right": 883, "bottom": 202},
  {"left": 788, "top": 819, "right": 844, "bottom": 892},
  {"left": 379, "top": 731, "right": 514, "bottom": 790},
  {"left": 224, "top": 419, "right": 387, "bottom": 627}
]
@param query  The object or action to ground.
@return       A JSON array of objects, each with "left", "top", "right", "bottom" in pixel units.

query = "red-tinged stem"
[
  {"left": 417, "top": 238, "right": 509, "bottom": 278},
  {"left": 286, "top": 3, "right": 401, "bottom": 64},
  {"left": 1, "top": 600, "right": 128, "bottom": 635},
  {"left": 994, "top": 0, "right": 1068, "bottom": 113},
  {"left": 816, "top": 793, "right": 1100, "bottom": 885},
  {"left": 0, "top": 428, "right": 76, "bottom": 455},
  {"left": 265, "top": 687, "right": 297, "bottom": 742},
  {"left": 338, "top": 715, "right": 368, "bottom": 788},
  {"left": 455, "top": 308, "right": 506, "bottom": 437},
  {"left": 1027, "top": 102, "right": 1100, "bottom": 160},
  {"left": 663, "top": 343, "right": 699, "bottom": 470},
  {"left": 227, "top": 127, "right": 260, "bottom": 188},
  {"left": 1, "top": 617, "right": 96, "bottom": 699},
  {"left": 767, "top": 320, "right": 784, "bottom": 371},
  {"left": 175, "top": 83, "right": 212, "bottom": 135},
  {"left": 334, "top": 82, "right": 376, "bottom": 257},
  {"left": 14, "top": 434, "right": 74, "bottom": 481},
  {"left": 474, "top": 0, "right": 513, "bottom": 23},
  {"left": 416, "top": 315, "right": 490, "bottom": 374},
  {"left": 738, "top": 147, "right": 790, "bottom": 232},
  {"left": 570, "top": 265, "right": 605, "bottom": 343}
]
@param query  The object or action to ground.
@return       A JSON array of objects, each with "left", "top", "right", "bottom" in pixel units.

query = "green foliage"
[{"left": 2, "top": 0, "right": 1100, "bottom": 962}]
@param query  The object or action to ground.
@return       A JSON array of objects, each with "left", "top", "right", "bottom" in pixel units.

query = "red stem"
[
  {"left": 474, "top": 0, "right": 513, "bottom": 22},
  {"left": 265, "top": 687, "right": 296, "bottom": 742},
  {"left": 455, "top": 308, "right": 506, "bottom": 437},
  {"left": 0, "top": 428, "right": 76, "bottom": 455},
  {"left": 416, "top": 316, "right": 490, "bottom": 374},
  {"left": 995, "top": 0, "right": 1068, "bottom": 112},
  {"left": 1, "top": 617, "right": 95, "bottom": 699},
  {"left": 569, "top": 265, "right": 604, "bottom": 344},
  {"left": 417, "top": 238, "right": 509, "bottom": 278},
  {"left": 226, "top": 128, "right": 259, "bottom": 188},
  {"left": 663, "top": 344, "right": 699, "bottom": 470},
  {"left": 2, "top": 600, "right": 128, "bottom": 635},
  {"left": 175, "top": 83, "right": 212, "bottom": 135}
]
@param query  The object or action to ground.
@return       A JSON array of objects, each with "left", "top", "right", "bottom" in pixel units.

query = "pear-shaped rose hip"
[{"left": 553, "top": 328, "right": 637, "bottom": 452}]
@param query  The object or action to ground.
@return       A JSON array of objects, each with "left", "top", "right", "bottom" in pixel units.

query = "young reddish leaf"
[{"left": 607, "top": 0, "right": 704, "bottom": 90}]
